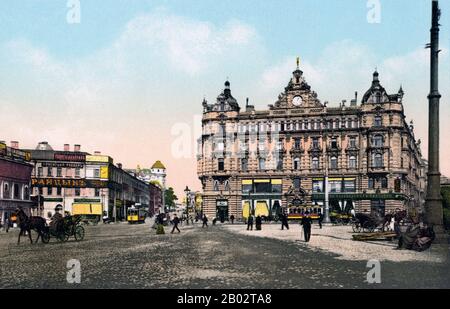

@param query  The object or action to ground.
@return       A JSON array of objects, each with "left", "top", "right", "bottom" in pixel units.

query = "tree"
[{"left": 165, "top": 187, "right": 178, "bottom": 211}]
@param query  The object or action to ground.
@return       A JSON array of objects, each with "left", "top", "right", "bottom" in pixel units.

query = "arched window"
[
  {"left": 373, "top": 153, "right": 383, "bottom": 168},
  {"left": 241, "top": 158, "right": 248, "bottom": 172},
  {"left": 3, "top": 182, "right": 9, "bottom": 199},
  {"left": 330, "top": 156, "right": 338, "bottom": 169},
  {"left": 312, "top": 157, "right": 319, "bottom": 169},
  {"left": 24, "top": 186, "right": 30, "bottom": 200},
  {"left": 224, "top": 180, "right": 230, "bottom": 191},
  {"left": 293, "top": 157, "right": 300, "bottom": 170},
  {"left": 349, "top": 156, "right": 357, "bottom": 169},
  {"left": 213, "top": 181, "right": 219, "bottom": 191}
]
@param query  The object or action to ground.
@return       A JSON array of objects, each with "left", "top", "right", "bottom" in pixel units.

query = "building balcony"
[
  {"left": 326, "top": 145, "right": 341, "bottom": 153},
  {"left": 308, "top": 146, "right": 322, "bottom": 153}
]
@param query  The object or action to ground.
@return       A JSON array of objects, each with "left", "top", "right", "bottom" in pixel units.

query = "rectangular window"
[
  {"left": 218, "top": 159, "right": 224, "bottom": 171},
  {"left": 272, "top": 179, "right": 282, "bottom": 193},
  {"left": 94, "top": 169, "right": 100, "bottom": 178},
  {"left": 57, "top": 167, "right": 62, "bottom": 177},
  {"left": 312, "top": 179, "right": 324, "bottom": 193},
  {"left": 329, "top": 180, "right": 342, "bottom": 193},
  {"left": 95, "top": 188, "right": 100, "bottom": 197},
  {"left": 75, "top": 168, "right": 81, "bottom": 177},
  {"left": 349, "top": 137, "right": 356, "bottom": 148},
  {"left": 293, "top": 178, "right": 301, "bottom": 189},
  {"left": 47, "top": 187, "right": 53, "bottom": 196},
  {"left": 294, "top": 138, "right": 301, "bottom": 149},
  {"left": 254, "top": 180, "right": 270, "bottom": 193},
  {"left": 57, "top": 187, "right": 62, "bottom": 196},
  {"left": 259, "top": 158, "right": 266, "bottom": 171},
  {"left": 312, "top": 138, "right": 319, "bottom": 149},
  {"left": 242, "top": 180, "right": 253, "bottom": 194},
  {"left": 47, "top": 167, "right": 52, "bottom": 176},
  {"left": 37, "top": 167, "right": 43, "bottom": 177},
  {"left": 344, "top": 179, "right": 356, "bottom": 192},
  {"left": 75, "top": 188, "right": 81, "bottom": 196},
  {"left": 331, "top": 138, "right": 338, "bottom": 149}
]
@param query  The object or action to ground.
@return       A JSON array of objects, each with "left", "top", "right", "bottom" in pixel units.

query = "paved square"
[{"left": 0, "top": 221, "right": 449, "bottom": 288}]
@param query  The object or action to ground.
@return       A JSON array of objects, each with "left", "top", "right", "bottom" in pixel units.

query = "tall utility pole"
[{"left": 424, "top": 0, "right": 446, "bottom": 241}]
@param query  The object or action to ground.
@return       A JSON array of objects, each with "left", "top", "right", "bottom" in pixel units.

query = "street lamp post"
[{"left": 184, "top": 186, "right": 190, "bottom": 225}]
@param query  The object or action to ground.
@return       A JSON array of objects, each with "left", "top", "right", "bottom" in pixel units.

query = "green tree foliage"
[{"left": 165, "top": 187, "right": 178, "bottom": 210}]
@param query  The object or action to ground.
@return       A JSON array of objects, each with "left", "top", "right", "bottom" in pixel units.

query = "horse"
[{"left": 15, "top": 208, "right": 47, "bottom": 244}]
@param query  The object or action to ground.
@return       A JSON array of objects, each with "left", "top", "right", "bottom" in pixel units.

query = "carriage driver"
[{"left": 49, "top": 205, "right": 64, "bottom": 233}]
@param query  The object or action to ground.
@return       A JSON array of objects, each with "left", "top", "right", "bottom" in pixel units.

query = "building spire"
[{"left": 296, "top": 56, "right": 300, "bottom": 69}]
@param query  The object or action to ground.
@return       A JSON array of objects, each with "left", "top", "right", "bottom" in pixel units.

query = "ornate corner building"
[{"left": 197, "top": 63, "right": 426, "bottom": 220}]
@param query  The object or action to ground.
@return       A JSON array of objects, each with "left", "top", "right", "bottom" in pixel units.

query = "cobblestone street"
[{"left": 0, "top": 222, "right": 449, "bottom": 289}]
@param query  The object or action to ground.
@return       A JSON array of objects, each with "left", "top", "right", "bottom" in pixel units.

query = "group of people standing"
[{"left": 246, "top": 211, "right": 323, "bottom": 243}]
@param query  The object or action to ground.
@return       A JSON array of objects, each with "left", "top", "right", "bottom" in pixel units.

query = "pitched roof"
[{"left": 151, "top": 160, "right": 166, "bottom": 169}]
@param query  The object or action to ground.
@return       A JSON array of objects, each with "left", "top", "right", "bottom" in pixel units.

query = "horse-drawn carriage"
[{"left": 41, "top": 215, "right": 85, "bottom": 243}]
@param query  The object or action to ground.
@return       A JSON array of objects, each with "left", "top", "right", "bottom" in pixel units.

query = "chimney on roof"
[
  {"left": 117, "top": 163, "right": 122, "bottom": 169},
  {"left": 74, "top": 144, "right": 81, "bottom": 152},
  {"left": 10, "top": 141, "right": 19, "bottom": 149},
  {"left": 64, "top": 144, "right": 70, "bottom": 151},
  {"left": 94, "top": 151, "right": 101, "bottom": 155}
]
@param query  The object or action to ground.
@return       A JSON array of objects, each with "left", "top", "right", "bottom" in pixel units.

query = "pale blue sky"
[{"left": 1, "top": 0, "right": 449, "bottom": 195}]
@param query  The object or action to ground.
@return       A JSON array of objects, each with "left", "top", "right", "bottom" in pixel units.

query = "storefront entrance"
[{"left": 216, "top": 200, "right": 229, "bottom": 222}]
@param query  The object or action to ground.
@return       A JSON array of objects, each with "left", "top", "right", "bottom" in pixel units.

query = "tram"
[{"left": 127, "top": 208, "right": 147, "bottom": 224}]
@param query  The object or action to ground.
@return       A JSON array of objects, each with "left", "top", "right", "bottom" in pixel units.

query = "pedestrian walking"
[
  {"left": 281, "top": 213, "right": 289, "bottom": 230},
  {"left": 230, "top": 214, "right": 235, "bottom": 224},
  {"left": 212, "top": 217, "right": 217, "bottom": 225},
  {"left": 171, "top": 214, "right": 181, "bottom": 234},
  {"left": 202, "top": 214, "right": 208, "bottom": 228},
  {"left": 300, "top": 211, "right": 312, "bottom": 242},
  {"left": 4, "top": 217, "right": 10, "bottom": 233},
  {"left": 246, "top": 215, "right": 254, "bottom": 230},
  {"left": 255, "top": 215, "right": 262, "bottom": 231},
  {"left": 318, "top": 210, "right": 323, "bottom": 229}
]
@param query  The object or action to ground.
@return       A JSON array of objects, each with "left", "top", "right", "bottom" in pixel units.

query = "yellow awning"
[
  {"left": 242, "top": 201, "right": 251, "bottom": 218},
  {"left": 329, "top": 178, "right": 343, "bottom": 181},
  {"left": 242, "top": 180, "right": 253, "bottom": 185},
  {"left": 344, "top": 178, "right": 356, "bottom": 181},
  {"left": 313, "top": 178, "right": 324, "bottom": 181},
  {"left": 271, "top": 179, "right": 282, "bottom": 185},
  {"left": 254, "top": 179, "right": 270, "bottom": 183}
]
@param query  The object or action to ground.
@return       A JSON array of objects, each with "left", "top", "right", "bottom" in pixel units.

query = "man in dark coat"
[
  {"left": 230, "top": 215, "right": 235, "bottom": 224},
  {"left": 171, "top": 214, "right": 181, "bottom": 234},
  {"left": 202, "top": 215, "right": 208, "bottom": 228},
  {"left": 247, "top": 215, "right": 254, "bottom": 231},
  {"left": 318, "top": 211, "right": 324, "bottom": 229},
  {"left": 281, "top": 213, "right": 289, "bottom": 230},
  {"left": 300, "top": 211, "right": 312, "bottom": 242},
  {"left": 255, "top": 215, "right": 262, "bottom": 230}
]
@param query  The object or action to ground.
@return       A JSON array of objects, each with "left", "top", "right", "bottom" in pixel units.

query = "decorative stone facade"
[{"left": 197, "top": 64, "right": 425, "bottom": 220}]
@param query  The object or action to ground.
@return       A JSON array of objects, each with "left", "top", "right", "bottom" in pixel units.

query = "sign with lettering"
[
  {"left": 31, "top": 178, "right": 108, "bottom": 188},
  {"left": 41, "top": 162, "right": 84, "bottom": 168},
  {"left": 54, "top": 152, "right": 86, "bottom": 162}
]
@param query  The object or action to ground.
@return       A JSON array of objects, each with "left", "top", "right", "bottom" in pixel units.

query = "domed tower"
[{"left": 150, "top": 160, "right": 166, "bottom": 189}]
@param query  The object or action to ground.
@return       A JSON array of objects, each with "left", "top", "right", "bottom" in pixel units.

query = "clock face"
[{"left": 292, "top": 96, "right": 303, "bottom": 106}]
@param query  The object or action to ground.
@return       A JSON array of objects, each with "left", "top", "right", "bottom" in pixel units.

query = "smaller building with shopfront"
[{"left": 0, "top": 141, "right": 33, "bottom": 224}]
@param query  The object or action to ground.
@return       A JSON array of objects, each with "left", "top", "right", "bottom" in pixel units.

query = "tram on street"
[{"left": 127, "top": 208, "right": 147, "bottom": 224}]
